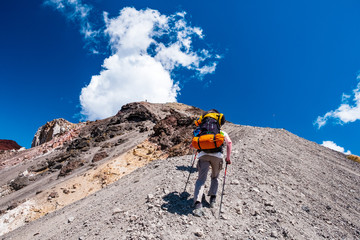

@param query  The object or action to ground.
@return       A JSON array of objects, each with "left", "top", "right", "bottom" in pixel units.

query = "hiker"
[{"left": 191, "top": 109, "right": 232, "bottom": 217}]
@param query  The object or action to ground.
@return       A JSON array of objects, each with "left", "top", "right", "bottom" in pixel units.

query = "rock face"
[
  {"left": 0, "top": 140, "right": 21, "bottom": 150},
  {"left": 31, "top": 118, "right": 77, "bottom": 147},
  {"left": 1, "top": 102, "right": 359, "bottom": 239}
]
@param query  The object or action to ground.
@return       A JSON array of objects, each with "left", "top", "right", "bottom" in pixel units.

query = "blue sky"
[{"left": 1, "top": 0, "right": 359, "bottom": 155}]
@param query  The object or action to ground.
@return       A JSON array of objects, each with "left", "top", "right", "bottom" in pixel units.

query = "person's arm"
[{"left": 224, "top": 133, "right": 232, "bottom": 164}]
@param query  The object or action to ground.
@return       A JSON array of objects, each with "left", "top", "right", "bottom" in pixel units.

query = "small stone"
[
  {"left": 251, "top": 187, "right": 260, "bottom": 193},
  {"left": 265, "top": 206, "right": 276, "bottom": 213},
  {"left": 112, "top": 208, "right": 122, "bottom": 215},
  {"left": 163, "top": 189, "right": 170, "bottom": 194},
  {"left": 271, "top": 230, "right": 278, "bottom": 238},
  {"left": 326, "top": 205, "right": 331, "bottom": 210},
  {"left": 68, "top": 217, "right": 75, "bottom": 223},
  {"left": 301, "top": 206, "right": 310, "bottom": 213},
  {"left": 129, "top": 215, "right": 138, "bottom": 222},
  {"left": 234, "top": 207, "right": 243, "bottom": 214},
  {"left": 230, "top": 180, "right": 240, "bottom": 185},
  {"left": 252, "top": 209, "right": 260, "bottom": 216},
  {"left": 48, "top": 192, "right": 59, "bottom": 199},
  {"left": 194, "top": 229, "right": 204, "bottom": 237},
  {"left": 264, "top": 201, "right": 274, "bottom": 207},
  {"left": 147, "top": 194, "right": 154, "bottom": 202}
]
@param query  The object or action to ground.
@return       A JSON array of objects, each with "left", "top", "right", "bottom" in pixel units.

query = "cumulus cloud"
[
  {"left": 321, "top": 141, "right": 351, "bottom": 154},
  {"left": 47, "top": 2, "right": 219, "bottom": 120},
  {"left": 80, "top": 7, "right": 218, "bottom": 120},
  {"left": 314, "top": 78, "right": 360, "bottom": 128}
]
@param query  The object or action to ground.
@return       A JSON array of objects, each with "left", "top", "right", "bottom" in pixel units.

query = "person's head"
[
  {"left": 206, "top": 109, "right": 219, "bottom": 114},
  {"left": 204, "top": 109, "right": 226, "bottom": 125}
]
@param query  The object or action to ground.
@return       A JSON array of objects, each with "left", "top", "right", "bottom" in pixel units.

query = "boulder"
[
  {"left": 31, "top": 118, "right": 77, "bottom": 147},
  {"left": 10, "top": 176, "right": 30, "bottom": 190}
]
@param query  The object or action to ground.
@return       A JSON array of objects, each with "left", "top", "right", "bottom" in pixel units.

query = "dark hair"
[{"left": 206, "top": 109, "right": 219, "bottom": 114}]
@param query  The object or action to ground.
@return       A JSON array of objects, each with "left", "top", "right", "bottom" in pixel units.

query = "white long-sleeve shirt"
[{"left": 197, "top": 131, "right": 232, "bottom": 162}]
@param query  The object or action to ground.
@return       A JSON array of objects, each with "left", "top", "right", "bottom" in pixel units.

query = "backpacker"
[{"left": 192, "top": 111, "right": 225, "bottom": 153}]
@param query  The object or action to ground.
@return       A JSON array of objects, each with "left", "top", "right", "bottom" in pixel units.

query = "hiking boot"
[
  {"left": 193, "top": 201, "right": 204, "bottom": 217},
  {"left": 193, "top": 208, "right": 205, "bottom": 217},
  {"left": 194, "top": 201, "right": 202, "bottom": 209},
  {"left": 210, "top": 195, "right": 216, "bottom": 208}
]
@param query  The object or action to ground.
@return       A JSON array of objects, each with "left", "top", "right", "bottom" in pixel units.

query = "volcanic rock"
[
  {"left": 0, "top": 140, "right": 21, "bottom": 151},
  {"left": 92, "top": 151, "right": 108, "bottom": 163},
  {"left": 150, "top": 109, "right": 197, "bottom": 156},
  {"left": 59, "top": 159, "right": 84, "bottom": 177},
  {"left": 31, "top": 118, "right": 77, "bottom": 147},
  {"left": 9, "top": 176, "right": 30, "bottom": 191}
]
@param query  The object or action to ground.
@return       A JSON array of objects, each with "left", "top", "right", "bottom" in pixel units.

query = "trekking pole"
[
  {"left": 218, "top": 162, "right": 228, "bottom": 218},
  {"left": 183, "top": 150, "right": 197, "bottom": 194}
]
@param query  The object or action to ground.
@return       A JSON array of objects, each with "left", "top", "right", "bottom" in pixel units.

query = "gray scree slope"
[{"left": 3, "top": 123, "right": 360, "bottom": 239}]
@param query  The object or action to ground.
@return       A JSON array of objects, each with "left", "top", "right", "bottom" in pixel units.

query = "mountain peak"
[{"left": 1, "top": 102, "right": 359, "bottom": 239}]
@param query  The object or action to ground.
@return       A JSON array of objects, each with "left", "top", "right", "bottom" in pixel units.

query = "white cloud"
[
  {"left": 321, "top": 141, "right": 351, "bottom": 154},
  {"left": 79, "top": 7, "right": 217, "bottom": 120},
  {"left": 314, "top": 79, "right": 360, "bottom": 128},
  {"left": 47, "top": 3, "right": 219, "bottom": 120},
  {"left": 80, "top": 54, "right": 179, "bottom": 120}
]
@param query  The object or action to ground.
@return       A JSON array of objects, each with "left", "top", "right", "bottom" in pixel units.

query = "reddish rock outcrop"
[
  {"left": 0, "top": 140, "right": 22, "bottom": 150},
  {"left": 31, "top": 119, "right": 78, "bottom": 147}
]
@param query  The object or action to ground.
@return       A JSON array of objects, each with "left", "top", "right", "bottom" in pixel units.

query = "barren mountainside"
[{"left": 1, "top": 102, "right": 359, "bottom": 239}]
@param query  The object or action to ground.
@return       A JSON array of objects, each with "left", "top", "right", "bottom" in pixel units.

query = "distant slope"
[
  {"left": 0, "top": 102, "right": 202, "bottom": 236},
  {"left": 3, "top": 123, "right": 360, "bottom": 240},
  {"left": 0, "top": 140, "right": 21, "bottom": 151}
]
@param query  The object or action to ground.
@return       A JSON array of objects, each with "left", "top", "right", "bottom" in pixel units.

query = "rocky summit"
[
  {"left": 31, "top": 118, "right": 79, "bottom": 148},
  {"left": 0, "top": 102, "right": 359, "bottom": 239}
]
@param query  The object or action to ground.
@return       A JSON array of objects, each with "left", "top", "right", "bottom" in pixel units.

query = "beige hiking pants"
[{"left": 193, "top": 155, "right": 223, "bottom": 203}]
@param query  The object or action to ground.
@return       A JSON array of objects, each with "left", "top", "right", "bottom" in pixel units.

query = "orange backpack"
[{"left": 192, "top": 112, "right": 225, "bottom": 152}]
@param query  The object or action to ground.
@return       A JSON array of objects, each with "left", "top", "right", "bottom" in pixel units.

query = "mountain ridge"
[{"left": 1, "top": 102, "right": 359, "bottom": 239}]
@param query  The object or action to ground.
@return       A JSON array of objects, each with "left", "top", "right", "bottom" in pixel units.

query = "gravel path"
[{"left": 3, "top": 123, "right": 360, "bottom": 240}]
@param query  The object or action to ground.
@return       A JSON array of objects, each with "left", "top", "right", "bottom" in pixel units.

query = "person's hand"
[{"left": 226, "top": 158, "right": 231, "bottom": 165}]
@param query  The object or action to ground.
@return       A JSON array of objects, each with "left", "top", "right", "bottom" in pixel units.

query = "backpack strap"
[
  {"left": 213, "top": 134, "right": 217, "bottom": 148},
  {"left": 197, "top": 137, "right": 202, "bottom": 150}
]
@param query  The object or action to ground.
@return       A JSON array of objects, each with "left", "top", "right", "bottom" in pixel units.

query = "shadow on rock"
[
  {"left": 161, "top": 192, "right": 194, "bottom": 216},
  {"left": 176, "top": 165, "right": 197, "bottom": 173}
]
